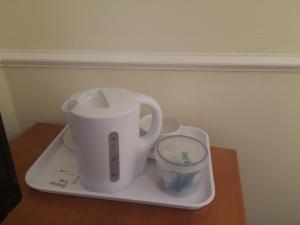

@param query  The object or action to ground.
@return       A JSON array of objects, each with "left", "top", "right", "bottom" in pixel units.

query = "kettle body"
[{"left": 62, "top": 88, "right": 162, "bottom": 193}]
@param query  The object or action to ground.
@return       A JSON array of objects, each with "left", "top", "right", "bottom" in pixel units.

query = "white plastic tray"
[{"left": 25, "top": 126, "right": 215, "bottom": 210}]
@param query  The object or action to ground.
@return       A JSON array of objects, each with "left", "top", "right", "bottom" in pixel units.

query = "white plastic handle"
[{"left": 137, "top": 94, "right": 162, "bottom": 174}]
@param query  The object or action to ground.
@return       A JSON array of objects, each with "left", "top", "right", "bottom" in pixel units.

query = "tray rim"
[{"left": 25, "top": 125, "right": 215, "bottom": 210}]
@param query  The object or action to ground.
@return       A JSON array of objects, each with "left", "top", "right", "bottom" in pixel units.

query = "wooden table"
[{"left": 3, "top": 123, "right": 246, "bottom": 225}]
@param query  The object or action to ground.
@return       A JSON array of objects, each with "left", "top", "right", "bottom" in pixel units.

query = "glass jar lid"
[{"left": 156, "top": 135, "right": 208, "bottom": 166}]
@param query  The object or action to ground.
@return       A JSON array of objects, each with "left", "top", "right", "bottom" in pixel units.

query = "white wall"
[
  {"left": 0, "top": 0, "right": 300, "bottom": 53},
  {"left": 4, "top": 68, "right": 300, "bottom": 225},
  {"left": 0, "top": 69, "right": 20, "bottom": 140}
]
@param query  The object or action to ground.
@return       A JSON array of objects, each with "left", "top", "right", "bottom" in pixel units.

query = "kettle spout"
[{"left": 62, "top": 98, "right": 77, "bottom": 114}]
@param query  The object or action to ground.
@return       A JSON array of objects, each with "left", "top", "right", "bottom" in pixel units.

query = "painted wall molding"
[{"left": 1, "top": 49, "right": 300, "bottom": 71}]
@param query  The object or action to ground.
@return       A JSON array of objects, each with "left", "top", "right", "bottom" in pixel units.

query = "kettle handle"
[{"left": 137, "top": 94, "right": 162, "bottom": 175}]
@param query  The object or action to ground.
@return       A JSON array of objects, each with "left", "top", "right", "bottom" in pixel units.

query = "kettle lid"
[{"left": 64, "top": 88, "right": 139, "bottom": 118}]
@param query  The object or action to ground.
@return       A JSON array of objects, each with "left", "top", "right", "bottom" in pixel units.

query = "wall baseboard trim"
[{"left": 1, "top": 49, "right": 300, "bottom": 72}]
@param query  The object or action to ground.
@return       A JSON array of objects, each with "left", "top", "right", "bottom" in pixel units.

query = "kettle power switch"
[{"left": 108, "top": 132, "right": 120, "bottom": 182}]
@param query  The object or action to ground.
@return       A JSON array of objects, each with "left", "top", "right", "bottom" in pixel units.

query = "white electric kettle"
[{"left": 62, "top": 88, "right": 162, "bottom": 193}]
